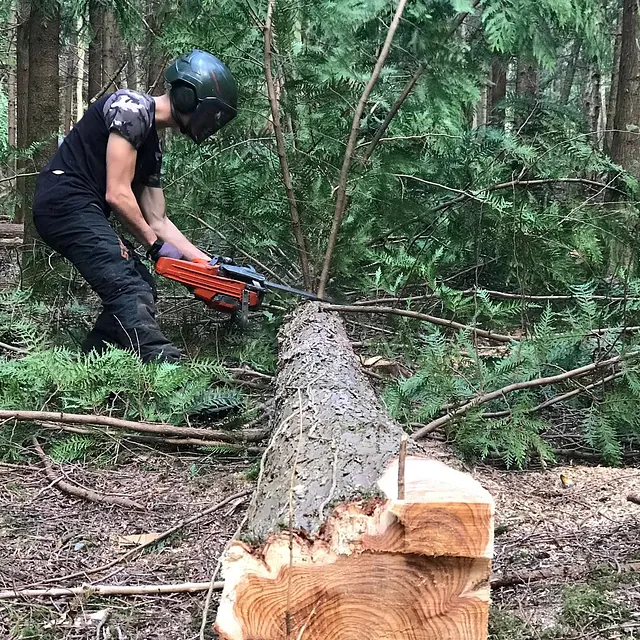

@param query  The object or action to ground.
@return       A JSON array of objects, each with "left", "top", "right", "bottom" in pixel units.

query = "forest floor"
[{"left": 2, "top": 444, "right": 640, "bottom": 639}]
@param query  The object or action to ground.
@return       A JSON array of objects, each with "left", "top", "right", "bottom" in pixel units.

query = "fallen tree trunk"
[{"left": 214, "top": 303, "right": 494, "bottom": 640}]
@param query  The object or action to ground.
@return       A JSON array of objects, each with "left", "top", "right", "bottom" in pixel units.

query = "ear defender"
[{"left": 171, "top": 84, "right": 198, "bottom": 114}]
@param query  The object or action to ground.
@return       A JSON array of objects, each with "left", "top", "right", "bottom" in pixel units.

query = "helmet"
[{"left": 164, "top": 49, "right": 238, "bottom": 144}]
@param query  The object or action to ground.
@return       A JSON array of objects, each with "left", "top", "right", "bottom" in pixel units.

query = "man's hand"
[{"left": 147, "top": 240, "right": 183, "bottom": 262}]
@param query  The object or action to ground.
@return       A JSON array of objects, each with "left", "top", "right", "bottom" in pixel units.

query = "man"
[{"left": 32, "top": 49, "right": 237, "bottom": 363}]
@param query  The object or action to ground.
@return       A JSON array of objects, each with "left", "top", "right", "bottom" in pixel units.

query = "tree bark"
[
  {"left": 214, "top": 303, "right": 494, "bottom": 640},
  {"left": 487, "top": 57, "right": 507, "bottom": 127},
  {"left": 15, "top": 0, "right": 30, "bottom": 223},
  {"left": 609, "top": 0, "right": 640, "bottom": 173},
  {"left": 102, "top": 9, "right": 121, "bottom": 92},
  {"left": 7, "top": 6, "right": 17, "bottom": 155},
  {"left": 559, "top": 39, "right": 581, "bottom": 105},
  {"left": 515, "top": 58, "right": 538, "bottom": 129},
  {"left": 605, "top": 10, "right": 623, "bottom": 156},
  {"left": 586, "top": 62, "right": 602, "bottom": 148},
  {"left": 76, "top": 15, "right": 86, "bottom": 120},
  {"left": 88, "top": 0, "right": 104, "bottom": 100},
  {"left": 23, "top": 1, "right": 60, "bottom": 256}
]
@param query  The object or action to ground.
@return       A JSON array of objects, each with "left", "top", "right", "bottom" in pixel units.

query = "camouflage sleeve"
[{"left": 103, "top": 90, "right": 154, "bottom": 150}]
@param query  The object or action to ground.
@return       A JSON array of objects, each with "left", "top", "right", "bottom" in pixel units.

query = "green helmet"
[{"left": 164, "top": 49, "right": 238, "bottom": 144}]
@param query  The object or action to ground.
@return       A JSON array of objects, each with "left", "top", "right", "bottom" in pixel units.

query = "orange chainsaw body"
[{"left": 155, "top": 257, "right": 264, "bottom": 314}]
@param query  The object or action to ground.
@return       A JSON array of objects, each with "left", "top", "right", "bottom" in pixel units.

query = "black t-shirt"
[{"left": 33, "top": 89, "right": 162, "bottom": 217}]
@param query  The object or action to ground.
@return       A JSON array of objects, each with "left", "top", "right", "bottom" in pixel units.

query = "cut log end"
[{"left": 215, "top": 457, "right": 494, "bottom": 640}]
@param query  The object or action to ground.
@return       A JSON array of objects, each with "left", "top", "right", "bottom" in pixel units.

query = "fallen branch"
[
  {"left": 322, "top": 303, "right": 515, "bottom": 343},
  {"left": 0, "top": 410, "right": 267, "bottom": 443},
  {"left": 317, "top": 0, "right": 409, "bottom": 297},
  {"left": 263, "top": 0, "right": 312, "bottom": 290},
  {"left": 32, "top": 437, "right": 145, "bottom": 510},
  {"left": 482, "top": 371, "right": 624, "bottom": 419},
  {"left": 413, "top": 352, "right": 637, "bottom": 439},
  {"left": 0, "top": 339, "right": 28, "bottom": 354},
  {"left": 627, "top": 494, "right": 640, "bottom": 506},
  {"left": 23, "top": 488, "right": 253, "bottom": 589},
  {"left": 37, "top": 421, "right": 267, "bottom": 454},
  {"left": 0, "top": 581, "right": 223, "bottom": 600}
]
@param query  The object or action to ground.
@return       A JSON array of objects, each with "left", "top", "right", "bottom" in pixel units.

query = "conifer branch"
[
  {"left": 362, "top": 4, "right": 477, "bottom": 162},
  {"left": 317, "top": 0, "right": 409, "bottom": 297},
  {"left": 263, "top": 0, "right": 312, "bottom": 290},
  {"left": 413, "top": 352, "right": 638, "bottom": 439}
]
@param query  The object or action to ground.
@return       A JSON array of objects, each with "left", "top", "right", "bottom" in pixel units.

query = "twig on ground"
[
  {"left": 23, "top": 488, "right": 253, "bottom": 589},
  {"left": 0, "top": 581, "right": 224, "bottom": 600},
  {"left": 397, "top": 434, "right": 407, "bottom": 500},
  {"left": 322, "top": 303, "right": 515, "bottom": 343},
  {"left": 32, "top": 437, "right": 146, "bottom": 510},
  {"left": 413, "top": 352, "right": 637, "bottom": 439},
  {"left": 0, "top": 410, "right": 267, "bottom": 443}
]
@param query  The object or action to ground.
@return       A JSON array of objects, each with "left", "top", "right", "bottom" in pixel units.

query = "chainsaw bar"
[{"left": 264, "top": 281, "right": 323, "bottom": 301}]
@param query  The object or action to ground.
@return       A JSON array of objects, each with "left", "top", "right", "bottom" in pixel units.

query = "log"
[{"left": 214, "top": 303, "right": 494, "bottom": 640}]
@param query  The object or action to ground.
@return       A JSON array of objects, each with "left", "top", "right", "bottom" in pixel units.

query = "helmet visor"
[{"left": 187, "top": 97, "right": 237, "bottom": 144}]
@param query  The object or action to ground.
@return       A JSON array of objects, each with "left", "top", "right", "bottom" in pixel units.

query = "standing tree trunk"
[
  {"left": 610, "top": 0, "right": 640, "bottom": 174},
  {"left": 608, "top": 0, "right": 640, "bottom": 275},
  {"left": 15, "top": 0, "right": 30, "bottom": 223},
  {"left": 487, "top": 57, "right": 507, "bottom": 127},
  {"left": 7, "top": 6, "right": 17, "bottom": 155},
  {"left": 214, "top": 304, "right": 494, "bottom": 640},
  {"left": 102, "top": 9, "right": 121, "bottom": 92},
  {"left": 76, "top": 16, "right": 86, "bottom": 120},
  {"left": 560, "top": 39, "right": 581, "bottom": 105},
  {"left": 605, "top": 10, "right": 624, "bottom": 156},
  {"left": 515, "top": 58, "right": 538, "bottom": 129},
  {"left": 586, "top": 62, "right": 602, "bottom": 149},
  {"left": 88, "top": 0, "right": 104, "bottom": 100},
  {"left": 23, "top": 3, "right": 60, "bottom": 261},
  {"left": 62, "top": 37, "right": 75, "bottom": 134},
  {"left": 125, "top": 44, "right": 138, "bottom": 90}
]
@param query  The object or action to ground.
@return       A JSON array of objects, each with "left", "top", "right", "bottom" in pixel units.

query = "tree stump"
[{"left": 215, "top": 303, "right": 494, "bottom": 640}]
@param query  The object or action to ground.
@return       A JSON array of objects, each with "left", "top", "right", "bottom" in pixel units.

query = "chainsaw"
[{"left": 155, "top": 255, "right": 321, "bottom": 326}]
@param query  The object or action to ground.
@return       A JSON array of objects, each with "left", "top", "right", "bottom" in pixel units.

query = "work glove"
[{"left": 147, "top": 240, "right": 183, "bottom": 262}]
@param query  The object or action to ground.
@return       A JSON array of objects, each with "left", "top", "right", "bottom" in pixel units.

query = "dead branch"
[
  {"left": 0, "top": 410, "right": 267, "bottom": 443},
  {"left": 32, "top": 437, "right": 146, "bottom": 510},
  {"left": 36, "top": 421, "right": 268, "bottom": 454},
  {"left": 89, "top": 60, "right": 128, "bottom": 104},
  {"left": 413, "top": 352, "right": 636, "bottom": 439},
  {"left": 0, "top": 581, "right": 224, "bottom": 600},
  {"left": 317, "top": 0, "right": 409, "bottom": 297},
  {"left": 482, "top": 371, "right": 624, "bottom": 419},
  {"left": 23, "top": 488, "right": 252, "bottom": 589},
  {"left": 627, "top": 494, "right": 640, "bottom": 505},
  {"left": 263, "top": 0, "right": 312, "bottom": 290},
  {"left": 321, "top": 303, "right": 515, "bottom": 343},
  {"left": 0, "top": 339, "right": 28, "bottom": 354}
]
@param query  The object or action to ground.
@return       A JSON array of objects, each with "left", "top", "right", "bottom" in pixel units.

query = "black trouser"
[{"left": 33, "top": 205, "right": 181, "bottom": 363}]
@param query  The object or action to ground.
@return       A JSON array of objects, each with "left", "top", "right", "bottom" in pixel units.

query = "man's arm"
[
  {"left": 105, "top": 132, "right": 159, "bottom": 249},
  {"left": 135, "top": 184, "right": 210, "bottom": 261}
]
